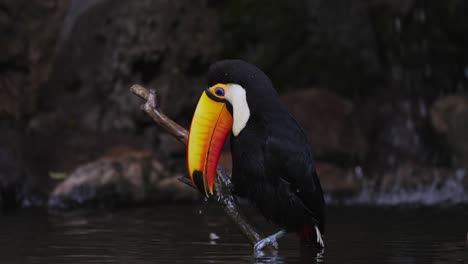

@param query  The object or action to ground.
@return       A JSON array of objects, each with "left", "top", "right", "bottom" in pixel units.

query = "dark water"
[{"left": 0, "top": 204, "right": 467, "bottom": 264}]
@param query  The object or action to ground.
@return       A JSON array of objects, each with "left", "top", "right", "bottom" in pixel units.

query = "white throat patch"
[{"left": 225, "top": 84, "right": 250, "bottom": 136}]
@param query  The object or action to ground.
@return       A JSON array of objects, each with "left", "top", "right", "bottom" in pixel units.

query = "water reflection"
[
  {"left": 250, "top": 246, "right": 324, "bottom": 264},
  {"left": 0, "top": 205, "right": 466, "bottom": 263}
]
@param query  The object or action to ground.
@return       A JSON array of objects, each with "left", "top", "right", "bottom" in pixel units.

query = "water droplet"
[
  {"left": 416, "top": 9, "right": 426, "bottom": 23},
  {"left": 425, "top": 64, "right": 432, "bottom": 77},
  {"left": 456, "top": 82, "right": 464, "bottom": 91},
  {"left": 198, "top": 209, "right": 202, "bottom": 215},
  {"left": 418, "top": 100, "right": 427, "bottom": 117},
  {"left": 209, "top": 232, "right": 220, "bottom": 240},
  {"left": 354, "top": 166, "right": 363, "bottom": 179},
  {"left": 455, "top": 169, "right": 465, "bottom": 181},
  {"left": 395, "top": 17, "right": 401, "bottom": 33}
]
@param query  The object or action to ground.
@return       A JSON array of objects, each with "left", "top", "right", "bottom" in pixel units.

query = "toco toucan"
[{"left": 186, "top": 60, "right": 325, "bottom": 250}]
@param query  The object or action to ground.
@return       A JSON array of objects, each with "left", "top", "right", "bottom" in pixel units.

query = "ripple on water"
[{"left": 0, "top": 206, "right": 466, "bottom": 263}]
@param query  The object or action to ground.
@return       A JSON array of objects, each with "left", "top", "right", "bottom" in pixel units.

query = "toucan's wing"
[{"left": 264, "top": 116, "right": 325, "bottom": 219}]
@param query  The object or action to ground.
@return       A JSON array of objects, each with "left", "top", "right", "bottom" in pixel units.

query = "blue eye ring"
[{"left": 214, "top": 87, "right": 225, "bottom": 97}]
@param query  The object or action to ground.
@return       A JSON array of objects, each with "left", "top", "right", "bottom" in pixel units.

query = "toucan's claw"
[
  {"left": 315, "top": 225, "right": 325, "bottom": 248},
  {"left": 253, "top": 230, "right": 286, "bottom": 252}
]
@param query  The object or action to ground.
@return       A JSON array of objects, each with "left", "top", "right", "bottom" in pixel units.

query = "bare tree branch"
[
  {"left": 130, "top": 84, "right": 271, "bottom": 249},
  {"left": 130, "top": 85, "right": 188, "bottom": 144}
]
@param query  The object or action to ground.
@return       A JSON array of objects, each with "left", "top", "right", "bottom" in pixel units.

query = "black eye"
[{"left": 214, "top": 87, "right": 225, "bottom": 97}]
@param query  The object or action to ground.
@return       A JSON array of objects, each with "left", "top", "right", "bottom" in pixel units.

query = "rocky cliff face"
[
  {"left": 1, "top": 0, "right": 467, "bottom": 209},
  {"left": 0, "top": 0, "right": 69, "bottom": 118},
  {"left": 0, "top": 0, "right": 69, "bottom": 209},
  {"left": 45, "top": 0, "right": 220, "bottom": 133}
]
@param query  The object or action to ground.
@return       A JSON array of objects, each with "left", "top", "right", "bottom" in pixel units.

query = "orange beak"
[{"left": 187, "top": 91, "right": 233, "bottom": 196}]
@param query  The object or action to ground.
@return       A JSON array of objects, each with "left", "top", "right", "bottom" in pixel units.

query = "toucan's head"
[{"left": 186, "top": 60, "right": 279, "bottom": 196}]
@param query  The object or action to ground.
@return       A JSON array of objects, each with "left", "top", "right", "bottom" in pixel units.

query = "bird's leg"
[{"left": 254, "top": 230, "right": 287, "bottom": 252}]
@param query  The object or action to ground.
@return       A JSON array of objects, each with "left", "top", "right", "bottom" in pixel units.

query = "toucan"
[{"left": 186, "top": 60, "right": 325, "bottom": 250}]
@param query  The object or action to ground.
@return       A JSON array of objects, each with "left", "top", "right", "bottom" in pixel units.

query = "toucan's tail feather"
[{"left": 299, "top": 224, "right": 324, "bottom": 248}]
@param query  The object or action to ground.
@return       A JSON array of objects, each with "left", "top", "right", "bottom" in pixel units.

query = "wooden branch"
[
  {"left": 130, "top": 84, "right": 270, "bottom": 249},
  {"left": 130, "top": 85, "right": 188, "bottom": 144}
]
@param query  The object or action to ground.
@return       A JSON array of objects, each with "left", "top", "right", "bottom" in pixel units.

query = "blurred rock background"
[{"left": 1, "top": 0, "right": 467, "bottom": 210}]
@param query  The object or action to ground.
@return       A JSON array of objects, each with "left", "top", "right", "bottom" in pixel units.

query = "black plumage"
[{"left": 207, "top": 60, "right": 325, "bottom": 241}]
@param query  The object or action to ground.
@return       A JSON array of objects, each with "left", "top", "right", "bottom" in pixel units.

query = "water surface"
[{"left": 0, "top": 204, "right": 466, "bottom": 263}]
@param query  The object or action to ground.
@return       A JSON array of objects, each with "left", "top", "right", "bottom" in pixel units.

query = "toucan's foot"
[
  {"left": 254, "top": 230, "right": 286, "bottom": 252},
  {"left": 315, "top": 225, "right": 325, "bottom": 248}
]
